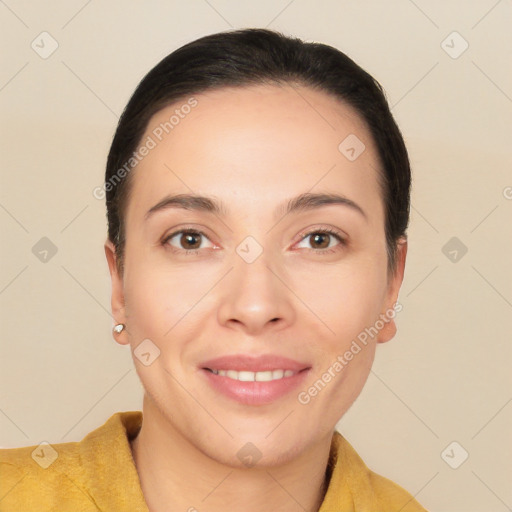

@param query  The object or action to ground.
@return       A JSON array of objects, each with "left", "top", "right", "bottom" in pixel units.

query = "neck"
[{"left": 130, "top": 394, "right": 333, "bottom": 512}]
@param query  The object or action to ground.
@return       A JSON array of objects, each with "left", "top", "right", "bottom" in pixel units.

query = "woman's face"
[{"left": 106, "top": 84, "right": 406, "bottom": 466}]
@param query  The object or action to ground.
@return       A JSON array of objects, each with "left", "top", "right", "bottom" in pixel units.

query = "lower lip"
[{"left": 201, "top": 368, "right": 311, "bottom": 406}]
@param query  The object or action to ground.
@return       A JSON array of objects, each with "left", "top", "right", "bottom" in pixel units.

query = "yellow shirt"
[{"left": 0, "top": 411, "right": 427, "bottom": 511}]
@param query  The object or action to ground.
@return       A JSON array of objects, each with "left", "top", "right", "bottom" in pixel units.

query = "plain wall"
[{"left": 1, "top": 1, "right": 511, "bottom": 511}]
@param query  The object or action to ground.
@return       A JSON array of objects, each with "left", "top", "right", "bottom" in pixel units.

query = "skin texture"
[{"left": 105, "top": 84, "right": 407, "bottom": 512}]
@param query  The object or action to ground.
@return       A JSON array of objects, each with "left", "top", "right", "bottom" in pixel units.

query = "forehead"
[{"left": 125, "top": 84, "right": 383, "bottom": 226}]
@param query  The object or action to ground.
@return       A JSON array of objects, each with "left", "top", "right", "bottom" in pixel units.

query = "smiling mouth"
[
  {"left": 203, "top": 368, "right": 309, "bottom": 382},
  {"left": 201, "top": 363, "right": 311, "bottom": 405}
]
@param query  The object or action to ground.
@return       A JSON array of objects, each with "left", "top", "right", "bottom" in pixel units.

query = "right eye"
[{"left": 162, "top": 228, "right": 215, "bottom": 254}]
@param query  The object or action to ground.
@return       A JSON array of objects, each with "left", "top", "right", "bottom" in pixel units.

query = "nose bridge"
[
  {"left": 235, "top": 241, "right": 275, "bottom": 291},
  {"left": 216, "top": 239, "right": 295, "bottom": 332}
]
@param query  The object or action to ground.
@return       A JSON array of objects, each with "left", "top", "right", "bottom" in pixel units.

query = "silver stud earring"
[{"left": 113, "top": 323, "right": 125, "bottom": 335}]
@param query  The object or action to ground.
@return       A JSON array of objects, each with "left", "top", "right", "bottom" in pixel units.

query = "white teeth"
[
  {"left": 272, "top": 369, "right": 284, "bottom": 380},
  {"left": 209, "top": 369, "right": 297, "bottom": 381},
  {"left": 238, "top": 371, "right": 255, "bottom": 382}
]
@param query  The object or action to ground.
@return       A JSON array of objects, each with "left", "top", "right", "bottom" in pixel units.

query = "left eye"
[{"left": 295, "top": 229, "right": 345, "bottom": 251}]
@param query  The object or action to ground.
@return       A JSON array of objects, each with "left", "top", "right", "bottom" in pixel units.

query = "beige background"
[{"left": 1, "top": 1, "right": 511, "bottom": 511}]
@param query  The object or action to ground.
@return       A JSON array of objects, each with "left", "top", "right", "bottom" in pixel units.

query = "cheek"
[
  {"left": 123, "top": 260, "right": 188, "bottom": 344},
  {"left": 122, "top": 235, "right": 218, "bottom": 335},
  {"left": 293, "top": 260, "right": 388, "bottom": 348}
]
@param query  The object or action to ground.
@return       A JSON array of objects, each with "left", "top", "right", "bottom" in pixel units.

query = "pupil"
[
  {"left": 312, "top": 233, "right": 328, "bottom": 249},
  {"left": 183, "top": 233, "right": 200, "bottom": 249}
]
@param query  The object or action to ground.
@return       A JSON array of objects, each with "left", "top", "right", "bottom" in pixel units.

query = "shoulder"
[
  {"left": 326, "top": 431, "right": 429, "bottom": 512},
  {"left": 367, "top": 470, "right": 428, "bottom": 511},
  {"left": 0, "top": 411, "right": 143, "bottom": 511},
  {"left": 0, "top": 439, "right": 92, "bottom": 510}
]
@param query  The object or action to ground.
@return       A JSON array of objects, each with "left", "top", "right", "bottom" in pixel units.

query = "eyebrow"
[{"left": 145, "top": 192, "right": 367, "bottom": 222}]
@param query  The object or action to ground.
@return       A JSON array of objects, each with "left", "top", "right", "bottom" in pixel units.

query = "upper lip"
[{"left": 200, "top": 354, "right": 311, "bottom": 372}]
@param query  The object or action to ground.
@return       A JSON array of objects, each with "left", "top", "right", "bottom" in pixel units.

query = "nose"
[{"left": 217, "top": 248, "right": 296, "bottom": 336}]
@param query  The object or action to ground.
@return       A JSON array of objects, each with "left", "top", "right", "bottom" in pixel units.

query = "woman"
[{"left": 1, "top": 28, "right": 426, "bottom": 511}]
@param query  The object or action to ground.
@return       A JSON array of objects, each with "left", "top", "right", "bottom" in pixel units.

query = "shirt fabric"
[{"left": 0, "top": 411, "right": 427, "bottom": 511}]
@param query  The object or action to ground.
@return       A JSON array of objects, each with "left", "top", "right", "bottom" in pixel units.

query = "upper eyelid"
[
  {"left": 163, "top": 228, "right": 213, "bottom": 245},
  {"left": 299, "top": 226, "right": 345, "bottom": 238}
]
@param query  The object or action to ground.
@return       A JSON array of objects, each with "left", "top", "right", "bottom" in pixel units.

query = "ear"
[
  {"left": 104, "top": 239, "right": 129, "bottom": 345},
  {"left": 376, "top": 238, "right": 407, "bottom": 344}
]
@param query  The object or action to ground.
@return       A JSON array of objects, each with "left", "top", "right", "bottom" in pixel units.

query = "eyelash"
[{"left": 161, "top": 226, "right": 346, "bottom": 255}]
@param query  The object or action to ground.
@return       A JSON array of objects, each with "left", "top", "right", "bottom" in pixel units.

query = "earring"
[{"left": 113, "top": 323, "right": 125, "bottom": 335}]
